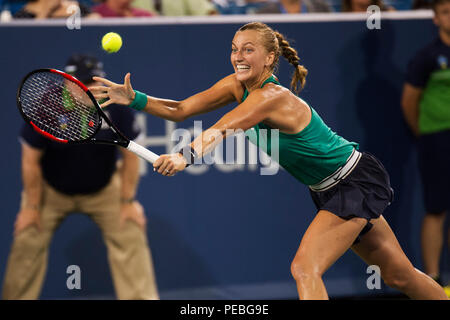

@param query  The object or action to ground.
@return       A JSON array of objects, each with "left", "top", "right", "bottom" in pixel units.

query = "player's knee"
[
  {"left": 290, "top": 257, "right": 321, "bottom": 282},
  {"left": 382, "top": 268, "right": 415, "bottom": 291},
  {"left": 383, "top": 275, "right": 410, "bottom": 292}
]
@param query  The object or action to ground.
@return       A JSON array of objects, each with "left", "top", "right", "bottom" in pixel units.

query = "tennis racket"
[{"left": 17, "top": 68, "right": 159, "bottom": 163}]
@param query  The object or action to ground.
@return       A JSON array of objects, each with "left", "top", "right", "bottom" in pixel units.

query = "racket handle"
[{"left": 127, "top": 140, "right": 159, "bottom": 163}]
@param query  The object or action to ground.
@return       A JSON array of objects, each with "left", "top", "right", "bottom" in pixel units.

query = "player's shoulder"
[
  {"left": 220, "top": 73, "right": 243, "bottom": 90},
  {"left": 244, "top": 84, "right": 288, "bottom": 113},
  {"left": 425, "top": 37, "right": 445, "bottom": 51},
  {"left": 216, "top": 73, "right": 245, "bottom": 101},
  {"left": 106, "top": 104, "right": 140, "bottom": 138},
  {"left": 20, "top": 123, "right": 47, "bottom": 149},
  {"left": 255, "top": 81, "right": 289, "bottom": 101},
  {"left": 411, "top": 38, "right": 442, "bottom": 62}
]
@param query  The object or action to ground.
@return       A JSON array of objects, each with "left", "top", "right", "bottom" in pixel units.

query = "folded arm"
[{"left": 401, "top": 83, "right": 422, "bottom": 136}]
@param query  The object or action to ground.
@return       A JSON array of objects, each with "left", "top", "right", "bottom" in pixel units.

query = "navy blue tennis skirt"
[{"left": 309, "top": 152, "right": 394, "bottom": 242}]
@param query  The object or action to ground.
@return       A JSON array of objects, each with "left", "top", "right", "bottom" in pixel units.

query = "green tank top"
[
  {"left": 243, "top": 75, "right": 359, "bottom": 185},
  {"left": 419, "top": 68, "right": 450, "bottom": 134}
]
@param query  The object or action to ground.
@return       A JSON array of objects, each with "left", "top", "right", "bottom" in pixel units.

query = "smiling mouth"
[{"left": 236, "top": 65, "right": 250, "bottom": 72}]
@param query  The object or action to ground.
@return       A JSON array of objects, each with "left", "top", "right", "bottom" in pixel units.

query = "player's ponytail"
[
  {"left": 274, "top": 32, "right": 308, "bottom": 94},
  {"left": 238, "top": 22, "right": 307, "bottom": 94}
]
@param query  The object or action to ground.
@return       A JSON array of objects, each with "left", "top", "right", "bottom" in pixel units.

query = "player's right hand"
[
  {"left": 153, "top": 153, "right": 187, "bottom": 176},
  {"left": 14, "top": 208, "right": 42, "bottom": 236},
  {"left": 91, "top": 73, "right": 135, "bottom": 108}
]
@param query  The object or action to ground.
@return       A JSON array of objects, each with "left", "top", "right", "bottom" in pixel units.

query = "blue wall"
[{"left": 0, "top": 17, "right": 448, "bottom": 299}]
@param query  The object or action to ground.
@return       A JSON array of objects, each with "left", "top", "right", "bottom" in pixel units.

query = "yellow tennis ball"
[{"left": 102, "top": 32, "right": 122, "bottom": 53}]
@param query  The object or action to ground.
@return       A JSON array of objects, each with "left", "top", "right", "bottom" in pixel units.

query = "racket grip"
[{"left": 127, "top": 141, "right": 159, "bottom": 163}]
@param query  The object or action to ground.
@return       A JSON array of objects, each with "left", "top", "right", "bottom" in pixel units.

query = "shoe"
[{"left": 444, "top": 286, "right": 450, "bottom": 299}]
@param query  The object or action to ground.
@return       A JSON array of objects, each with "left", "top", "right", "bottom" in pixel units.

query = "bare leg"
[
  {"left": 352, "top": 215, "right": 448, "bottom": 300},
  {"left": 291, "top": 210, "right": 367, "bottom": 300},
  {"left": 421, "top": 212, "right": 446, "bottom": 279}
]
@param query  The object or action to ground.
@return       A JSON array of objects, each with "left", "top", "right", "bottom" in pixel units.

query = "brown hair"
[
  {"left": 238, "top": 22, "right": 308, "bottom": 94},
  {"left": 432, "top": 0, "right": 450, "bottom": 11}
]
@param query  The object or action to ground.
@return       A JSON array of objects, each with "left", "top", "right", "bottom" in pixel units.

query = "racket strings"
[
  {"left": 22, "top": 76, "right": 93, "bottom": 139},
  {"left": 20, "top": 71, "right": 100, "bottom": 141}
]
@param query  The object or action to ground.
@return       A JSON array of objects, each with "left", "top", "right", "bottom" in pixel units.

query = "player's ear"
[
  {"left": 265, "top": 52, "right": 275, "bottom": 68},
  {"left": 433, "top": 15, "right": 440, "bottom": 27}
]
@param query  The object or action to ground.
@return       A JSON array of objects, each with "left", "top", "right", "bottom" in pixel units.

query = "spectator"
[
  {"left": 13, "top": 0, "right": 100, "bottom": 19},
  {"left": 341, "top": 0, "right": 394, "bottom": 12},
  {"left": 2, "top": 54, "right": 159, "bottom": 300},
  {"left": 401, "top": 0, "right": 450, "bottom": 295},
  {"left": 93, "top": 0, "right": 154, "bottom": 17},
  {"left": 256, "top": 0, "right": 332, "bottom": 14},
  {"left": 132, "top": 0, "right": 159, "bottom": 14},
  {"left": 162, "top": 0, "right": 218, "bottom": 16},
  {"left": 213, "top": 0, "right": 271, "bottom": 15}
]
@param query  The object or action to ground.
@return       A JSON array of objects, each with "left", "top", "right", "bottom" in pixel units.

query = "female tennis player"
[{"left": 92, "top": 22, "right": 448, "bottom": 300}]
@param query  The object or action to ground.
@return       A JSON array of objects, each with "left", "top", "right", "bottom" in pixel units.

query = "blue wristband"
[{"left": 129, "top": 90, "right": 147, "bottom": 111}]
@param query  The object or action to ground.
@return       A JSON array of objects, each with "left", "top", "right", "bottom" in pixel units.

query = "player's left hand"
[
  {"left": 91, "top": 73, "right": 135, "bottom": 108},
  {"left": 153, "top": 153, "right": 187, "bottom": 176},
  {"left": 120, "top": 200, "right": 146, "bottom": 231}
]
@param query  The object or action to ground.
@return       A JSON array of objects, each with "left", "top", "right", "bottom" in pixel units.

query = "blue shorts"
[
  {"left": 310, "top": 152, "right": 394, "bottom": 243},
  {"left": 418, "top": 130, "right": 450, "bottom": 214}
]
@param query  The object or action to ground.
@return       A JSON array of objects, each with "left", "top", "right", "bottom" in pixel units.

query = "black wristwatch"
[{"left": 178, "top": 145, "right": 198, "bottom": 168}]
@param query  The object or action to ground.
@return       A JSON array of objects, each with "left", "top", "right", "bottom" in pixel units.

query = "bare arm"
[
  {"left": 21, "top": 142, "right": 43, "bottom": 210},
  {"left": 119, "top": 148, "right": 140, "bottom": 201},
  {"left": 15, "top": 142, "right": 44, "bottom": 235},
  {"left": 118, "top": 148, "right": 147, "bottom": 230},
  {"left": 191, "top": 87, "right": 276, "bottom": 157},
  {"left": 144, "top": 74, "right": 241, "bottom": 122},
  {"left": 401, "top": 83, "right": 423, "bottom": 136},
  {"left": 91, "top": 73, "right": 241, "bottom": 122},
  {"left": 153, "top": 87, "right": 279, "bottom": 175}
]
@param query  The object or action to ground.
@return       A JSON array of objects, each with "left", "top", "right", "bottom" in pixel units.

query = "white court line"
[{"left": 0, "top": 10, "right": 434, "bottom": 27}]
